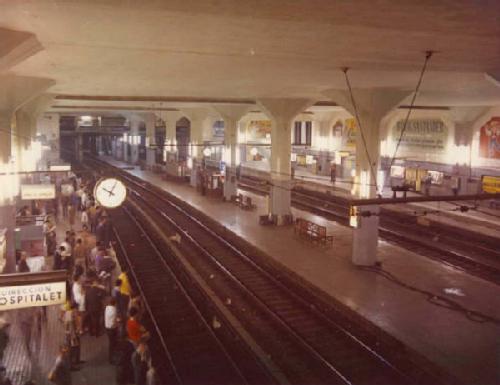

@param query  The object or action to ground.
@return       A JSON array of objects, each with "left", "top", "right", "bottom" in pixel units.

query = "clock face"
[{"left": 94, "top": 178, "right": 127, "bottom": 208}]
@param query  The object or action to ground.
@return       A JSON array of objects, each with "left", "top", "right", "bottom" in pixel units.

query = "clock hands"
[
  {"left": 102, "top": 188, "right": 115, "bottom": 197},
  {"left": 103, "top": 180, "right": 119, "bottom": 197}
]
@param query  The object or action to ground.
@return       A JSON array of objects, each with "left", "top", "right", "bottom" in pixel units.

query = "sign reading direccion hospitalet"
[{"left": 0, "top": 281, "right": 66, "bottom": 311}]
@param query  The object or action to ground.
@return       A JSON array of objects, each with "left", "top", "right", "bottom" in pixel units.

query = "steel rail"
[
  {"left": 112, "top": 211, "right": 182, "bottom": 385},
  {"left": 117, "top": 204, "right": 251, "bottom": 385},
  {"left": 94, "top": 160, "right": 414, "bottom": 385}
]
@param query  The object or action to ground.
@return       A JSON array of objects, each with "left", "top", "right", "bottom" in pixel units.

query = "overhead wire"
[
  {"left": 342, "top": 67, "right": 380, "bottom": 196},
  {"left": 385, "top": 51, "right": 434, "bottom": 193}
]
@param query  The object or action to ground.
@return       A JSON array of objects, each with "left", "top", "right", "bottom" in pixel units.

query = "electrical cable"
[
  {"left": 385, "top": 51, "right": 434, "bottom": 193},
  {"left": 342, "top": 68, "right": 380, "bottom": 196},
  {"left": 358, "top": 265, "right": 500, "bottom": 326}
]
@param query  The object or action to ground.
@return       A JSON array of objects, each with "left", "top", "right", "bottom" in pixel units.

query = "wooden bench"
[
  {"left": 294, "top": 217, "right": 333, "bottom": 246},
  {"left": 233, "top": 193, "right": 256, "bottom": 210}
]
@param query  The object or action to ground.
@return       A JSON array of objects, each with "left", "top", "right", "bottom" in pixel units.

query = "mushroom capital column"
[
  {"left": 323, "top": 87, "right": 411, "bottom": 266},
  {"left": 213, "top": 105, "right": 251, "bottom": 200},
  {"left": 258, "top": 98, "right": 314, "bottom": 223}
]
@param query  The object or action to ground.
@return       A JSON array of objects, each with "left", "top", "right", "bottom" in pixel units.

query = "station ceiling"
[{"left": 1, "top": 0, "right": 499, "bottom": 112}]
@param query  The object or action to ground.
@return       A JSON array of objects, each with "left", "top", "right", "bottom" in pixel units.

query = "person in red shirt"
[{"left": 126, "top": 307, "right": 149, "bottom": 344}]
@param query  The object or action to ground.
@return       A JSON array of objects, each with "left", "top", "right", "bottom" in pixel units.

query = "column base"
[
  {"left": 223, "top": 166, "right": 238, "bottom": 200},
  {"left": 146, "top": 148, "right": 156, "bottom": 168},
  {"left": 268, "top": 179, "right": 293, "bottom": 225},
  {"left": 190, "top": 159, "right": 199, "bottom": 187},
  {"left": 352, "top": 205, "right": 379, "bottom": 266}
]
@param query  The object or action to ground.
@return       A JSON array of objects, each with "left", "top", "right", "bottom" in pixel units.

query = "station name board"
[
  {"left": 21, "top": 184, "right": 56, "bottom": 200},
  {"left": 49, "top": 165, "right": 71, "bottom": 171},
  {"left": 0, "top": 281, "right": 66, "bottom": 311}
]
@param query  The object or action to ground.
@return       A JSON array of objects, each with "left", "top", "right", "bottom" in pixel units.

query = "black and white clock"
[{"left": 94, "top": 177, "right": 127, "bottom": 208}]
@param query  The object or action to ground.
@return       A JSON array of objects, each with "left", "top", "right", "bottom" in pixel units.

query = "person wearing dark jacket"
[
  {"left": 116, "top": 338, "right": 135, "bottom": 385},
  {"left": 85, "top": 280, "right": 106, "bottom": 337}
]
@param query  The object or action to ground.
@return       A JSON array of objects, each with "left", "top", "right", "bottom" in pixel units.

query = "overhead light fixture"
[
  {"left": 80, "top": 115, "right": 92, "bottom": 121},
  {"left": 203, "top": 147, "right": 212, "bottom": 157}
]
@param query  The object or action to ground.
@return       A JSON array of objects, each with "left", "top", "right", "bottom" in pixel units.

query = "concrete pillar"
[
  {"left": 75, "top": 134, "right": 83, "bottom": 163},
  {"left": 129, "top": 116, "right": 141, "bottom": 165},
  {"left": 0, "top": 75, "right": 54, "bottom": 164},
  {"left": 184, "top": 109, "right": 209, "bottom": 187},
  {"left": 213, "top": 105, "right": 250, "bottom": 200},
  {"left": 258, "top": 98, "right": 313, "bottom": 222},
  {"left": 324, "top": 88, "right": 410, "bottom": 265},
  {"left": 164, "top": 111, "right": 182, "bottom": 160},
  {"left": 141, "top": 113, "right": 157, "bottom": 167},
  {"left": 16, "top": 94, "right": 55, "bottom": 170}
]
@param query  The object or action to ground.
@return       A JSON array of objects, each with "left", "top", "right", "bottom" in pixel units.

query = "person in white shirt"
[
  {"left": 104, "top": 297, "right": 118, "bottom": 363},
  {"left": 72, "top": 275, "right": 85, "bottom": 334}
]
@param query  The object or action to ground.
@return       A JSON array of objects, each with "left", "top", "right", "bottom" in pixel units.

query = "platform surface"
[
  {"left": 0, "top": 217, "right": 118, "bottom": 385},
  {"left": 102, "top": 156, "right": 500, "bottom": 385}
]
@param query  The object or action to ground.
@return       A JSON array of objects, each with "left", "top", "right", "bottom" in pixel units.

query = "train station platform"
[
  {"left": 0, "top": 216, "right": 117, "bottom": 385},
  {"left": 291, "top": 168, "right": 500, "bottom": 239},
  {"left": 100, "top": 156, "right": 500, "bottom": 385}
]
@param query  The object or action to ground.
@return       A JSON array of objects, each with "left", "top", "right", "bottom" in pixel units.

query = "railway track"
[
  {"left": 238, "top": 177, "right": 500, "bottom": 285},
  {"left": 111, "top": 203, "right": 276, "bottom": 385},
  {"left": 87, "top": 157, "right": 454, "bottom": 385}
]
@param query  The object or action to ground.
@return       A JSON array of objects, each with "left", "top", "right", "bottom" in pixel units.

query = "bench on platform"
[
  {"left": 391, "top": 185, "right": 410, "bottom": 198},
  {"left": 294, "top": 217, "right": 333, "bottom": 245},
  {"left": 233, "top": 193, "right": 256, "bottom": 210}
]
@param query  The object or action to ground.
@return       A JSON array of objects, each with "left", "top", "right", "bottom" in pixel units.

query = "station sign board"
[
  {"left": 21, "top": 184, "right": 56, "bottom": 200},
  {"left": 391, "top": 119, "right": 447, "bottom": 155},
  {"left": 482, "top": 175, "right": 500, "bottom": 194},
  {"left": 0, "top": 271, "right": 67, "bottom": 311},
  {"left": 49, "top": 165, "right": 71, "bottom": 172},
  {"left": 390, "top": 165, "right": 405, "bottom": 178}
]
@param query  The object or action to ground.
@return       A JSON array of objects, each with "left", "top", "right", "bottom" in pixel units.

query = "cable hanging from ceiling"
[
  {"left": 342, "top": 67, "right": 381, "bottom": 197},
  {"left": 385, "top": 50, "right": 434, "bottom": 193}
]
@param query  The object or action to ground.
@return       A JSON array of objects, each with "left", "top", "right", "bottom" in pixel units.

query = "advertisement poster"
[
  {"left": 343, "top": 118, "right": 357, "bottom": 149},
  {"left": 478, "top": 117, "right": 500, "bottom": 159},
  {"left": 247, "top": 120, "right": 272, "bottom": 141},
  {"left": 212, "top": 120, "right": 225, "bottom": 138},
  {"left": 482, "top": 175, "right": 500, "bottom": 193},
  {"left": 391, "top": 119, "right": 447, "bottom": 155}
]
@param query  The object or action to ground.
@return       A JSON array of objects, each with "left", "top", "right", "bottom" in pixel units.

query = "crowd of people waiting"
[{"left": 6, "top": 171, "right": 156, "bottom": 385}]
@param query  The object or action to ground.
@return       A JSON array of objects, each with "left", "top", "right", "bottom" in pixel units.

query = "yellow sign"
[
  {"left": 482, "top": 175, "right": 500, "bottom": 193},
  {"left": 0, "top": 281, "right": 66, "bottom": 310},
  {"left": 21, "top": 184, "right": 56, "bottom": 200}
]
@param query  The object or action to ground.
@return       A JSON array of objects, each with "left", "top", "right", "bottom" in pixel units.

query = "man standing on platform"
[
  {"left": 85, "top": 280, "right": 106, "bottom": 337},
  {"left": 105, "top": 298, "right": 119, "bottom": 364},
  {"left": 330, "top": 162, "right": 337, "bottom": 184}
]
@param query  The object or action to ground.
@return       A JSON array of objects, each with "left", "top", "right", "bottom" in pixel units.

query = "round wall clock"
[{"left": 94, "top": 177, "right": 127, "bottom": 208}]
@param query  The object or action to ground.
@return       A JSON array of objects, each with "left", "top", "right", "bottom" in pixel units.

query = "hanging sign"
[
  {"left": 49, "top": 165, "right": 71, "bottom": 172},
  {"left": 390, "top": 165, "right": 405, "bottom": 178},
  {"left": 0, "top": 271, "right": 67, "bottom": 311},
  {"left": 0, "top": 282, "right": 66, "bottom": 310},
  {"left": 21, "top": 184, "right": 56, "bottom": 200}
]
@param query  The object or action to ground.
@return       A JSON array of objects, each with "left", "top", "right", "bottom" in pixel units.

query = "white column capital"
[
  {"left": 0, "top": 74, "right": 55, "bottom": 113},
  {"left": 212, "top": 105, "right": 251, "bottom": 122},
  {"left": 322, "top": 88, "right": 411, "bottom": 122},
  {"left": 257, "top": 98, "right": 314, "bottom": 124},
  {"left": 0, "top": 27, "right": 43, "bottom": 73}
]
